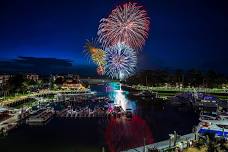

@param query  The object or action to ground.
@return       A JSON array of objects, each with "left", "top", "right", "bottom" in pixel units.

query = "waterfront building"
[
  {"left": 0, "top": 75, "right": 11, "bottom": 97},
  {"left": 62, "top": 79, "right": 84, "bottom": 90},
  {"left": 0, "top": 75, "right": 11, "bottom": 87},
  {"left": 66, "top": 74, "right": 80, "bottom": 83},
  {"left": 0, "top": 88, "right": 3, "bottom": 98},
  {"left": 51, "top": 74, "right": 64, "bottom": 81},
  {"left": 51, "top": 74, "right": 79, "bottom": 82},
  {"left": 0, "top": 87, "right": 9, "bottom": 98},
  {"left": 26, "top": 74, "right": 39, "bottom": 82}
]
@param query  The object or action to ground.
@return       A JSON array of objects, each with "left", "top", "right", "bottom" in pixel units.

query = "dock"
[
  {"left": 0, "top": 113, "right": 19, "bottom": 135},
  {"left": 57, "top": 108, "right": 108, "bottom": 118},
  {"left": 26, "top": 109, "right": 54, "bottom": 125}
]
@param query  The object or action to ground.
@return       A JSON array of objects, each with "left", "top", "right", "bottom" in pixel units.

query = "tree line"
[{"left": 126, "top": 69, "right": 228, "bottom": 88}]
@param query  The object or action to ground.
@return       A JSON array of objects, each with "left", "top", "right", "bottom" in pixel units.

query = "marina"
[
  {"left": 0, "top": 82, "right": 227, "bottom": 152},
  {"left": 0, "top": 83, "right": 199, "bottom": 151},
  {"left": 0, "top": 0, "right": 228, "bottom": 151}
]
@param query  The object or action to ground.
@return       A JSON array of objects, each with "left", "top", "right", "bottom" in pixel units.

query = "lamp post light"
[
  {"left": 169, "top": 134, "right": 174, "bottom": 148},
  {"left": 143, "top": 137, "right": 146, "bottom": 152},
  {"left": 192, "top": 126, "right": 197, "bottom": 141},
  {"left": 102, "top": 146, "right": 105, "bottom": 152},
  {"left": 174, "top": 131, "right": 177, "bottom": 147}
]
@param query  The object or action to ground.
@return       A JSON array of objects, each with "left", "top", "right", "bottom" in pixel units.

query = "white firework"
[{"left": 105, "top": 43, "right": 137, "bottom": 80}]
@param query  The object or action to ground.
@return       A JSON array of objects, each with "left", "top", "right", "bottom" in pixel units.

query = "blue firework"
[{"left": 105, "top": 43, "right": 137, "bottom": 80}]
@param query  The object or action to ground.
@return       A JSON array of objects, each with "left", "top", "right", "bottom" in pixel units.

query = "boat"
[
  {"left": 199, "top": 111, "right": 228, "bottom": 121},
  {"left": 197, "top": 112, "right": 228, "bottom": 138},
  {"left": 218, "top": 113, "right": 228, "bottom": 120},
  {"left": 199, "top": 111, "right": 218, "bottom": 121},
  {"left": 125, "top": 108, "right": 133, "bottom": 120}
]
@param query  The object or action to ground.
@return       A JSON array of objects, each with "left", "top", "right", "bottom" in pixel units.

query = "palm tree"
[
  {"left": 175, "top": 69, "right": 183, "bottom": 85},
  {"left": 37, "top": 80, "right": 43, "bottom": 89},
  {"left": 2, "top": 84, "right": 10, "bottom": 99},
  {"left": 204, "top": 133, "right": 221, "bottom": 152},
  {"left": 21, "top": 81, "right": 29, "bottom": 94}
]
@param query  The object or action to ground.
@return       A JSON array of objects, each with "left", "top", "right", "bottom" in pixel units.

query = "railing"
[
  {"left": 122, "top": 133, "right": 196, "bottom": 152},
  {"left": 132, "top": 85, "right": 228, "bottom": 94}
]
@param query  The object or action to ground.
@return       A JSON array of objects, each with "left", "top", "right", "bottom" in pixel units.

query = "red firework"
[{"left": 98, "top": 2, "right": 150, "bottom": 50}]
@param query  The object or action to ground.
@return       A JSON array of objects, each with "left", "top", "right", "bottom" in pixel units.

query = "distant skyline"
[{"left": 0, "top": 0, "right": 227, "bottom": 74}]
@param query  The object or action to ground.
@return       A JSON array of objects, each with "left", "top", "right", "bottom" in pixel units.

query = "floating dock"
[{"left": 26, "top": 109, "right": 54, "bottom": 125}]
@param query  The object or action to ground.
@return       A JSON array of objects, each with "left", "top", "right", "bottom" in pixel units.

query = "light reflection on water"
[{"left": 106, "top": 82, "right": 136, "bottom": 112}]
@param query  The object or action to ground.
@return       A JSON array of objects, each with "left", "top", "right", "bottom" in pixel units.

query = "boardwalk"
[
  {"left": 0, "top": 89, "right": 90, "bottom": 106},
  {"left": 131, "top": 85, "right": 228, "bottom": 94},
  {"left": 122, "top": 133, "right": 195, "bottom": 152}
]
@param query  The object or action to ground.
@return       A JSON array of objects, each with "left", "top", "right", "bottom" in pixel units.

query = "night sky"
[{"left": 0, "top": 0, "right": 227, "bottom": 74}]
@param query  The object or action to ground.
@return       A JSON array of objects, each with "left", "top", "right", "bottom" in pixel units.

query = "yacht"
[
  {"left": 217, "top": 112, "right": 228, "bottom": 120},
  {"left": 199, "top": 111, "right": 218, "bottom": 121},
  {"left": 199, "top": 111, "right": 228, "bottom": 121},
  {"left": 197, "top": 112, "right": 228, "bottom": 138},
  {"left": 125, "top": 108, "right": 133, "bottom": 120}
]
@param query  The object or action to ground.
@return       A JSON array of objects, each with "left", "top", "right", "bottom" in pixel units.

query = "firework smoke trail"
[
  {"left": 98, "top": 2, "right": 150, "bottom": 50},
  {"left": 105, "top": 43, "right": 137, "bottom": 80}
]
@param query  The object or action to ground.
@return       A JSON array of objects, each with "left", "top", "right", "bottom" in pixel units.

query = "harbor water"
[{"left": 0, "top": 83, "right": 199, "bottom": 152}]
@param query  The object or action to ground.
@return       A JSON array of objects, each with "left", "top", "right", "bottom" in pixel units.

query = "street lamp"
[{"left": 169, "top": 134, "right": 174, "bottom": 148}]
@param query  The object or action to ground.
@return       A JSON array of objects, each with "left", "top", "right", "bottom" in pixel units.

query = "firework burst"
[
  {"left": 98, "top": 2, "right": 150, "bottom": 50},
  {"left": 84, "top": 39, "right": 106, "bottom": 66},
  {"left": 105, "top": 43, "right": 137, "bottom": 80}
]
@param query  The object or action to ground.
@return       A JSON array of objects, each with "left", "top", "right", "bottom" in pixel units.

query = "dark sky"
[{"left": 0, "top": 0, "right": 227, "bottom": 74}]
